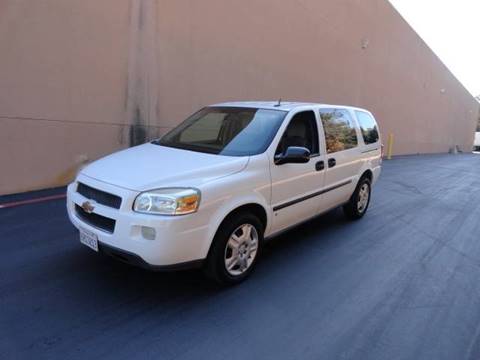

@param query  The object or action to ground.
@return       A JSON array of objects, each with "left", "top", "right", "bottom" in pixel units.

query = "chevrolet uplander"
[{"left": 67, "top": 102, "right": 382, "bottom": 284}]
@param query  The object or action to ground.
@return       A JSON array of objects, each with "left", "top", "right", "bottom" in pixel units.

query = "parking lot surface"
[{"left": 2, "top": 154, "right": 480, "bottom": 360}]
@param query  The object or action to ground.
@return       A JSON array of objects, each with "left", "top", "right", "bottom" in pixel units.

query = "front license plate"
[{"left": 79, "top": 228, "right": 98, "bottom": 252}]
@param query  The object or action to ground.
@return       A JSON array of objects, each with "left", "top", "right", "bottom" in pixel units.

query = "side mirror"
[{"left": 275, "top": 146, "right": 311, "bottom": 165}]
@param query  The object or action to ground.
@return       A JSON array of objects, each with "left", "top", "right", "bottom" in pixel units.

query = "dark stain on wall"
[
  {"left": 123, "top": 0, "right": 158, "bottom": 148},
  {"left": 138, "top": 0, "right": 144, "bottom": 30},
  {"left": 129, "top": 107, "right": 147, "bottom": 146}
]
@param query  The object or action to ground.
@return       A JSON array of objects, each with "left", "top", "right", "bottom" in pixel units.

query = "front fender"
[
  {"left": 199, "top": 193, "right": 271, "bottom": 259},
  {"left": 197, "top": 154, "right": 272, "bottom": 258}
]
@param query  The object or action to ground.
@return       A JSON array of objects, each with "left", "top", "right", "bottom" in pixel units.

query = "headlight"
[{"left": 133, "top": 188, "right": 201, "bottom": 215}]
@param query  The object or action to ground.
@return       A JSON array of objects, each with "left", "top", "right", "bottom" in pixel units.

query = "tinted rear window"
[{"left": 355, "top": 111, "right": 379, "bottom": 145}]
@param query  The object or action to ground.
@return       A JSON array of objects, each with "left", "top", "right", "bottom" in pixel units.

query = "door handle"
[
  {"left": 315, "top": 161, "right": 325, "bottom": 171},
  {"left": 328, "top": 158, "right": 336, "bottom": 168}
]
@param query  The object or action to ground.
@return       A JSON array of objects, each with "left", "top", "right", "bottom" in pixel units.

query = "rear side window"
[
  {"left": 276, "top": 111, "right": 319, "bottom": 156},
  {"left": 319, "top": 109, "right": 358, "bottom": 153},
  {"left": 355, "top": 111, "right": 379, "bottom": 145}
]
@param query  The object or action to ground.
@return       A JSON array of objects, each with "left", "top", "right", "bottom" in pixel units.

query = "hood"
[{"left": 80, "top": 143, "right": 249, "bottom": 191}]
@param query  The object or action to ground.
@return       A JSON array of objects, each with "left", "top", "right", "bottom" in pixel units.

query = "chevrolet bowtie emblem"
[{"left": 81, "top": 201, "right": 95, "bottom": 214}]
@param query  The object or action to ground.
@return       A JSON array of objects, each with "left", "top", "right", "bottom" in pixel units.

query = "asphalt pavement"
[{"left": 2, "top": 154, "right": 480, "bottom": 360}]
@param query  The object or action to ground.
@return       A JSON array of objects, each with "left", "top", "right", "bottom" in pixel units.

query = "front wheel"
[
  {"left": 343, "top": 177, "right": 371, "bottom": 220},
  {"left": 204, "top": 213, "right": 263, "bottom": 285}
]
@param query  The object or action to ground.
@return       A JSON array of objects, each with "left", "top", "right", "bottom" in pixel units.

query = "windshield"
[{"left": 155, "top": 107, "right": 287, "bottom": 156}]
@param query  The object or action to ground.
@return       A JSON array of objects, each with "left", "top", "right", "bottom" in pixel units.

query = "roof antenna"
[{"left": 274, "top": 98, "right": 282, "bottom": 107}]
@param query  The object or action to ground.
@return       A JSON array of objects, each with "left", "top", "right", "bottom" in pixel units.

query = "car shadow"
[
  {"left": 8, "top": 207, "right": 360, "bottom": 355},
  {"left": 69, "top": 207, "right": 353, "bottom": 298}
]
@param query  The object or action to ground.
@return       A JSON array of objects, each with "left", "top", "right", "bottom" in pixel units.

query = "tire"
[
  {"left": 204, "top": 212, "right": 264, "bottom": 285},
  {"left": 343, "top": 177, "right": 371, "bottom": 220}
]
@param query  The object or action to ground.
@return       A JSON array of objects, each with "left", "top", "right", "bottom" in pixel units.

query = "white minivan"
[
  {"left": 67, "top": 102, "right": 382, "bottom": 284},
  {"left": 474, "top": 132, "right": 480, "bottom": 152}
]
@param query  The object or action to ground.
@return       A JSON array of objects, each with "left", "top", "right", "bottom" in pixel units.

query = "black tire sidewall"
[
  {"left": 354, "top": 178, "right": 371, "bottom": 217},
  {"left": 344, "top": 177, "right": 371, "bottom": 220},
  {"left": 205, "top": 213, "right": 264, "bottom": 285}
]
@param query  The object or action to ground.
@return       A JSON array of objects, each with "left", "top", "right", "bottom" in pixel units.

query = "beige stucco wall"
[{"left": 1, "top": 0, "right": 478, "bottom": 195}]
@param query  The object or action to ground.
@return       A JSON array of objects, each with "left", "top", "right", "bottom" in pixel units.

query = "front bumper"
[
  {"left": 98, "top": 242, "right": 203, "bottom": 271},
  {"left": 66, "top": 175, "right": 211, "bottom": 267}
]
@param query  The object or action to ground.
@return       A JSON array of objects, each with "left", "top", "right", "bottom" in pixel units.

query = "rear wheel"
[
  {"left": 204, "top": 213, "right": 263, "bottom": 285},
  {"left": 343, "top": 177, "right": 371, "bottom": 220}
]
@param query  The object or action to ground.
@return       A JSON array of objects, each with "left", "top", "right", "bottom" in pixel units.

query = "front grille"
[
  {"left": 77, "top": 183, "right": 122, "bottom": 209},
  {"left": 75, "top": 204, "right": 116, "bottom": 233}
]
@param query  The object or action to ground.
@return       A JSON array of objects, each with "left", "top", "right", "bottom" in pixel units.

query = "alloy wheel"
[
  {"left": 224, "top": 224, "right": 259, "bottom": 276},
  {"left": 357, "top": 183, "right": 370, "bottom": 213}
]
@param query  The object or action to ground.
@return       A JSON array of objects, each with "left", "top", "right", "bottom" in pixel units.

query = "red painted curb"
[{"left": 0, "top": 193, "right": 66, "bottom": 209}]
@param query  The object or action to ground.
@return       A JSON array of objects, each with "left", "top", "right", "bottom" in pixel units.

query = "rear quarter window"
[{"left": 355, "top": 111, "right": 379, "bottom": 145}]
